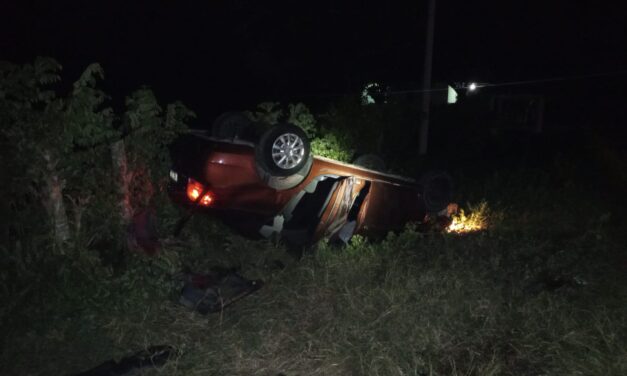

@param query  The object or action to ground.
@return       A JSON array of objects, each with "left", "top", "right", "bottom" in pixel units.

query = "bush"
[{"left": 0, "top": 57, "right": 193, "bottom": 332}]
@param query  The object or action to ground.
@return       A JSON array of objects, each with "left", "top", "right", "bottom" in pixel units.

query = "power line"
[
  {"left": 262, "top": 69, "right": 627, "bottom": 101},
  {"left": 387, "top": 69, "right": 627, "bottom": 95},
  {"left": 483, "top": 69, "right": 627, "bottom": 88}
]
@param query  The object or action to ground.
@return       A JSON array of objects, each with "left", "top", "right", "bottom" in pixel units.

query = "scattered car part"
[
  {"left": 178, "top": 269, "right": 263, "bottom": 314},
  {"left": 418, "top": 170, "right": 454, "bottom": 213}
]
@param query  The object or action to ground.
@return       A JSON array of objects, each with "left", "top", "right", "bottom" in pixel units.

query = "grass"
[{"left": 2, "top": 167, "right": 626, "bottom": 375}]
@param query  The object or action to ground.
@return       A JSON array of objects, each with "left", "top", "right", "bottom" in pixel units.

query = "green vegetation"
[
  {"left": 244, "top": 98, "right": 423, "bottom": 168},
  {"left": 1, "top": 59, "right": 626, "bottom": 375},
  {"left": 245, "top": 101, "right": 355, "bottom": 162}
]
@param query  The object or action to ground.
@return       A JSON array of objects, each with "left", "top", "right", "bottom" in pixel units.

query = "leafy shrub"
[
  {"left": 0, "top": 58, "right": 193, "bottom": 334},
  {"left": 310, "top": 132, "right": 354, "bottom": 162},
  {"left": 287, "top": 102, "right": 316, "bottom": 137},
  {"left": 245, "top": 101, "right": 355, "bottom": 161}
]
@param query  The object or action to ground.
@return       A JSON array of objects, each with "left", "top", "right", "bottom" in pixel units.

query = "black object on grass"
[
  {"left": 178, "top": 269, "right": 264, "bottom": 314},
  {"left": 70, "top": 345, "right": 174, "bottom": 376}
]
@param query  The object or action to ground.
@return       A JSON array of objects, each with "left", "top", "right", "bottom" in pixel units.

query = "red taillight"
[{"left": 186, "top": 179, "right": 214, "bottom": 206}]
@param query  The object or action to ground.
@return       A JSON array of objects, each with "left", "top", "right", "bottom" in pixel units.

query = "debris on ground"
[
  {"left": 177, "top": 268, "right": 263, "bottom": 314},
  {"left": 71, "top": 345, "right": 174, "bottom": 376}
]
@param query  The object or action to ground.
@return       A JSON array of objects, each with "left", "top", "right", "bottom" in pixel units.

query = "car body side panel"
[
  {"left": 198, "top": 142, "right": 422, "bottom": 216},
  {"left": 356, "top": 181, "right": 427, "bottom": 237}
]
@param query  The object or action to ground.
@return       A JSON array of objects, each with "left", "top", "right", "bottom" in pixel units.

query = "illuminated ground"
[{"left": 2, "top": 165, "right": 625, "bottom": 375}]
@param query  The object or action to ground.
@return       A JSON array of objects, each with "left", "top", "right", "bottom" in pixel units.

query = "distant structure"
[{"left": 490, "top": 94, "right": 545, "bottom": 133}]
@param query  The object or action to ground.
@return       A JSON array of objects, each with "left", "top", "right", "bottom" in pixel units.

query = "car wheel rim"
[{"left": 271, "top": 133, "right": 305, "bottom": 169}]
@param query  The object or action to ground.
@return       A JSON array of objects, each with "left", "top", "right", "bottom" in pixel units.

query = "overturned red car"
[{"left": 168, "top": 121, "right": 454, "bottom": 246}]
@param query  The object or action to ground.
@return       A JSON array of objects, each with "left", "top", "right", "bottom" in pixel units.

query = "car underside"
[{"left": 168, "top": 123, "right": 455, "bottom": 246}]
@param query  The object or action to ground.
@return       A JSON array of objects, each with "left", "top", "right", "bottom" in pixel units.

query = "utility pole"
[{"left": 419, "top": 0, "right": 436, "bottom": 155}]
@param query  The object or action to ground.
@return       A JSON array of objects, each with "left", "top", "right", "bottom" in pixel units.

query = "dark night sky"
[{"left": 1, "top": 0, "right": 626, "bottom": 124}]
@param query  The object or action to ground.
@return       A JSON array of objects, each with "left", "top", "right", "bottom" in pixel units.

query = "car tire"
[
  {"left": 256, "top": 124, "right": 311, "bottom": 177},
  {"left": 352, "top": 154, "right": 386, "bottom": 172},
  {"left": 419, "top": 170, "right": 454, "bottom": 213},
  {"left": 211, "top": 112, "right": 254, "bottom": 140}
]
